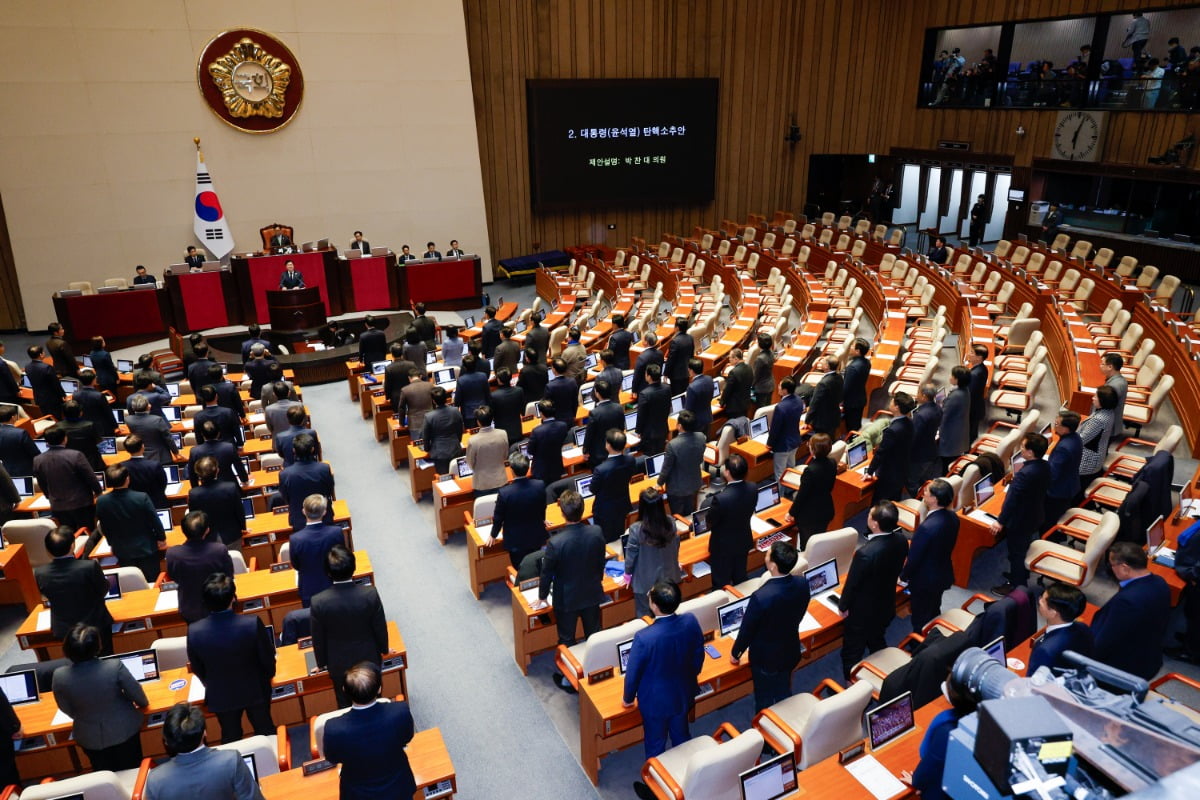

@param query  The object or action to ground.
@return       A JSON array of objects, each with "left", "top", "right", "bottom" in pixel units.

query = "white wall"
[{"left": 0, "top": 0, "right": 493, "bottom": 328}]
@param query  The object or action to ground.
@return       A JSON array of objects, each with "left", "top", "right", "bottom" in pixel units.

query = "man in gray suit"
[
  {"left": 1101, "top": 353, "right": 1127, "bottom": 440},
  {"left": 657, "top": 409, "right": 707, "bottom": 517},
  {"left": 144, "top": 703, "right": 264, "bottom": 800},
  {"left": 937, "top": 366, "right": 972, "bottom": 474},
  {"left": 263, "top": 381, "right": 302, "bottom": 436},
  {"left": 125, "top": 393, "right": 179, "bottom": 466}
]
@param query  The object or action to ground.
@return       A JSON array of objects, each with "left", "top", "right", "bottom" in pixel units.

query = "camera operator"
[{"left": 900, "top": 680, "right": 979, "bottom": 800}]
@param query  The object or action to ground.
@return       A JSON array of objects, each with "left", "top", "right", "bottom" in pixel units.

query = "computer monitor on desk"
[
  {"left": 755, "top": 482, "right": 780, "bottom": 513},
  {"left": 866, "top": 691, "right": 915, "bottom": 750},
  {"left": 0, "top": 670, "right": 39, "bottom": 706},
  {"left": 102, "top": 649, "right": 160, "bottom": 683},
  {"left": 739, "top": 751, "right": 797, "bottom": 800},
  {"left": 717, "top": 596, "right": 751, "bottom": 637},
  {"left": 974, "top": 473, "right": 995, "bottom": 507}
]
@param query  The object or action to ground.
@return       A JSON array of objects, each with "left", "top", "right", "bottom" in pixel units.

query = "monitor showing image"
[
  {"left": 846, "top": 441, "right": 869, "bottom": 468},
  {"left": 645, "top": 453, "right": 666, "bottom": 478},
  {"left": 573, "top": 427, "right": 587, "bottom": 447},
  {"left": 59, "top": 378, "right": 79, "bottom": 394},
  {"left": 0, "top": 670, "right": 39, "bottom": 706},
  {"left": 755, "top": 482, "right": 780, "bottom": 513},
  {"left": 434, "top": 369, "right": 456, "bottom": 386},
  {"left": 617, "top": 638, "right": 635, "bottom": 674},
  {"left": 622, "top": 372, "right": 635, "bottom": 392},
  {"left": 98, "top": 436, "right": 117, "bottom": 456},
  {"left": 670, "top": 394, "right": 686, "bottom": 415},
  {"left": 739, "top": 751, "right": 798, "bottom": 800},
  {"left": 1147, "top": 515, "right": 1166, "bottom": 556},
  {"left": 457, "top": 460, "right": 474, "bottom": 479},
  {"left": 804, "top": 558, "right": 839, "bottom": 596},
  {"left": 717, "top": 597, "right": 751, "bottom": 637},
  {"left": 117, "top": 359, "right": 135, "bottom": 372},
  {"left": 102, "top": 649, "right": 160, "bottom": 683},
  {"left": 162, "top": 406, "right": 182, "bottom": 422},
  {"left": 103, "top": 572, "right": 122, "bottom": 601},
  {"left": 974, "top": 473, "right": 995, "bottom": 506},
  {"left": 165, "top": 383, "right": 180, "bottom": 398},
  {"left": 983, "top": 636, "right": 1006, "bottom": 664},
  {"left": 624, "top": 410, "right": 638, "bottom": 430},
  {"left": 156, "top": 509, "right": 173, "bottom": 531},
  {"left": 576, "top": 475, "right": 594, "bottom": 499},
  {"left": 749, "top": 416, "right": 769, "bottom": 438},
  {"left": 866, "top": 691, "right": 915, "bottom": 751},
  {"left": 371, "top": 361, "right": 388, "bottom": 375},
  {"left": 12, "top": 475, "right": 34, "bottom": 497},
  {"left": 691, "top": 507, "right": 711, "bottom": 535}
]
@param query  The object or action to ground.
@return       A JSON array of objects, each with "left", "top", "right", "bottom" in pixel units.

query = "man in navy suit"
[
  {"left": 277, "top": 434, "right": 334, "bottom": 531},
  {"left": 185, "top": 344, "right": 218, "bottom": 397},
  {"left": 527, "top": 400, "right": 569, "bottom": 484},
  {"left": 635, "top": 364, "right": 671, "bottom": 457},
  {"left": 806, "top": 356, "right": 844, "bottom": 437},
  {"left": 240, "top": 324, "right": 271, "bottom": 362},
  {"left": 967, "top": 344, "right": 990, "bottom": 438},
  {"left": 480, "top": 305, "right": 503, "bottom": 358},
  {"left": 664, "top": 317, "right": 694, "bottom": 393},
  {"left": 767, "top": 377, "right": 804, "bottom": 484},
  {"left": 865, "top": 392, "right": 915, "bottom": 504},
  {"left": 591, "top": 430, "right": 636, "bottom": 543},
  {"left": 324, "top": 662, "right": 416, "bottom": 800},
  {"left": 166, "top": 511, "right": 234, "bottom": 624},
  {"left": 544, "top": 358, "right": 579, "bottom": 423},
  {"left": 26, "top": 345, "right": 65, "bottom": 419},
  {"left": 841, "top": 338, "right": 872, "bottom": 433},
  {"left": 187, "top": 573, "right": 276, "bottom": 742},
  {"left": 1043, "top": 411, "right": 1083, "bottom": 534},
  {"left": 72, "top": 369, "right": 116, "bottom": 437},
  {"left": 1027, "top": 583, "right": 1092, "bottom": 676},
  {"left": 289, "top": 495, "right": 346, "bottom": 608},
  {"left": 188, "top": 420, "right": 247, "bottom": 487},
  {"left": 0, "top": 406, "right": 40, "bottom": 476},
  {"left": 205, "top": 364, "right": 245, "bottom": 418},
  {"left": 193, "top": 385, "right": 242, "bottom": 446},
  {"left": 486, "top": 453, "right": 547, "bottom": 568},
  {"left": 631, "top": 331, "right": 664, "bottom": 397},
  {"left": 622, "top": 580, "right": 705, "bottom": 759},
  {"left": 682, "top": 359, "right": 713, "bottom": 435},
  {"left": 839, "top": 502, "right": 909, "bottom": 681},
  {"left": 274, "top": 405, "right": 319, "bottom": 466},
  {"left": 901, "top": 479, "right": 959, "bottom": 632},
  {"left": 990, "top": 433, "right": 1051, "bottom": 595},
  {"left": 596, "top": 349, "right": 624, "bottom": 398},
  {"left": 707, "top": 454, "right": 757, "bottom": 588},
  {"left": 121, "top": 435, "right": 168, "bottom": 508},
  {"left": 730, "top": 541, "right": 810, "bottom": 711},
  {"left": 907, "top": 383, "right": 942, "bottom": 495},
  {"left": 582, "top": 379, "right": 624, "bottom": 467},
  {"left": 608, "top": 314, "right": 634, "bottom": 370},
  {"left": 1091, "top": 542, "right": 1170, "bottom": 680}
]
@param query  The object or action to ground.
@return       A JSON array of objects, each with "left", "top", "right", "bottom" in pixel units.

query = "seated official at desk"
[
  {"left": 446, "top": 239, "right": 464, "bottom": 257},
  {"left": 900, "top": 680, "right": 979, "bottom": 800},
  {"left": 351, "top": 230, "right": 371, "bottom": 253},
  {"left": 278, "top": 259, "right": 305, "bottom": 290},
  {"left": 424, "top": 241, "right": 442, "bottom": 260},
  {"left": 324, "top": 662, "right": 417, "bottom": 800},
  {"left": 53, "top": 623, "right": 150, "bottom": 771},
  {"left": 184, "top": 246, "right": 205, "bottom": 272},
  {"left": 398, "top": 244, "right": 417, "bottom": 264},
  {"left": 269, "top": 230, "right": 292, "bottom": 252},
  {"left": 144, "top": 703, "right": 264, "bottom": 800},
  {"left": 133, "top": 264, "right": 157, "bottom": 285},
  {"left": 927, "top": 236, "right": 950, "bottom": 264}
]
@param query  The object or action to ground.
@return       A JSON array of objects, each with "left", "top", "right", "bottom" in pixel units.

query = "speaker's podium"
[{"left": 267, "top": 287, "right": 326, "bottom": 331}]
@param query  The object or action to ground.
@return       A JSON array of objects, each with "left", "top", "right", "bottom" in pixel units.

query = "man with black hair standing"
[
  {"left": 311, "top": 545, "right": 390, "bottom": 708},
  {"left": 636, "top": 363, "right": 671, "bottom": 458},
  {"left": 707, "top": 454, "right": 757, "bottom": 589},
  {"left": 582, "top": 379, "right": 624, "bottom": 467},
  {"left": 544, "top": 358, "right": 579, "bottom": 422},
  {"left": 33, "top": 426, "right": 101, "bottom": 532},
  {"left": 26, "top": 345, "right": 65, "bottom": 418},
  {"left": 839, "top": 502, "right": 908, "bottom": 681},
  {"left": 45, "top": 322, "right": 79, "bottom": 378},
  {"left": 990, "top": 433, "right": 1051, "bottom": 596},
  {"left": 166, "top": 511, "right": 234, "bottom": 624},
  {"left": 901, "top": 479, "right": 958, "bottom": 633},
  {"left": 664, "top": 317, "right": 694, "bottom": 393},
  {"left": 486, "top": 453, "right": 548, "bottom": 569},
  {"left": 324, "top": 663, "right": 416, "bottom": 800},
  {"left": 683, "top": 358, "right": 713, "bottom": 434},
  {"left": 967, "top": 345, "right": 989, "bottom": 438},
  {"left": 96, "top": 463, "right": 165, "bottom": 581},
  {"left": 969, "top": 194, "right": 987, "bottom": 247},
  {"left": 841, "top": 338, "right": 871, "bottom": 434},
  {"left": 278, "top": 433, "right": 334, "bottom": 531},
  {"left": 806, "top": 356, "right": 843, "bottom": 437},
  {"left": 144, "top": 703, "right": 263, "bottom": 799},
  {"left": 608, "top": 314, "right": 634, "bottom": 370},
  {"left": 480, "top": 305, "right": 504, "bottom": 358},
  {"left": 35, "top": 524, "right": 114, "bottom": 654},
  {"left": 591, "top": 430, "right": 636, "bottom": 543}
]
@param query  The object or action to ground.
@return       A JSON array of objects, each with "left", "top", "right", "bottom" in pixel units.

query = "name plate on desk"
[
  {"left": 518, "top": 577, "right": 539, "bottom": 591},
  {"left": 424, "top": 779, "right": 455, "bottom": 799},
  {"left": 588, "top": 667, "right": 614, "bottom": 684},
  {"left": 265, "top": 464, "right": 283, "bottom": 473},
  {"left": 302, "top": 758, "right": 335, "bottom": 776},
  {"left": 271, "top": 683, "right": 297, "bottom": 699},
  {"left": 270, "top": 562, "right": 293, "bottom": 573},
  {"left": 382, "top": 654, "right": 406, "bottom": 671},
  {"left": 246, "top": 535, "right": 270, "bottom": 547},
  {"left": 353, "top": 576, "right": 373, "bottom": 586}
]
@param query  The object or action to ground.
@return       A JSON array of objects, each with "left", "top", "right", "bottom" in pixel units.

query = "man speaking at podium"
[{"left": 278, "top": 260, "right": 306, "bottom": 291}]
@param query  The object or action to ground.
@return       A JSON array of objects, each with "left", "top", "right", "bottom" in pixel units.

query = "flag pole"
[{"left": 194, "top": 137, "right": 203, "bottom": 163}]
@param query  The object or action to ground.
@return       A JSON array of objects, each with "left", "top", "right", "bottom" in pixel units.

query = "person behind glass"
[
  {"left": 786, "top": 432, "right": 837, "bottom": 547},
  {"left": 424, "top": 241, "right": 442, "bottom": 260},
  {"left": 622, "top": 487, "right": 683, "bottom": 619},
  {"left": 184, "top": 246, "right": 205, "bottom": 272},
  {"left": 278, "top": 259, "right": 305, "bottom": 290},
  {"left": 926, "top": 235, "right": 949, "bottom": 264},
  {"left": 968, "top": 194, "right": 987, "bottom": 248},
  {"left": 445, "top": 239, "right": 464, "bottom": 257},
  {"left": 133, "top": 264, "right": 157, "bottom": 285},
  {"left": 730, "top": 540, "right": 810, "bottom": 712},
  {"left": 350, "top": 230, "right": 370, "bottom": 253},
  {"left": 52, "top": 623, "right": 149, "bottom": 771},
  {"left": 899, "top": 679, "right": 978, "bottom": 800},
  {"left": 143, "top": 703, "right": 264, "bottom": 800},
  {"left": 1123, "top": 11, "right": 1150, "bottom": 64},
  {"left": 398, "top": 244, "right": 417, "bottom": 264},
  {"left": 1027, "top": 582, "right": 1092, "bottom": 676}
]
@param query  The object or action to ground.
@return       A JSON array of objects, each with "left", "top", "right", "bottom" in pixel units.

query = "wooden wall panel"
[{"left": 464, "top": 0, "right": 1199, "bottom": 268}]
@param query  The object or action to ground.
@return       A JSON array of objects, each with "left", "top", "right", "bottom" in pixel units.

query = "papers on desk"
[
  {"left": 475, "top": 523, "right": 494, "bottom": 540},
  {"left": 187, "top": 676, "right": 205, "bottom": 703},
  {"left": 815, "top": 591, "right": 842, "bottom": 614},
  {"left": 750, "top": 517, "right": 775, "bottom": 536},
  {"left": 521, "top": 587, "right": 550, "bottom": 607},
  {"left": 51, "top": 709, "right": 73, "bottom": 727},
  {"left": 967, "top": 509, "right": 998, "bottom": 525},
  {"left": 36, "top": 609, "right": 51, "bottom": 631},
  {"left": 165, "top": 483, "right": 182, "bottom": 495},
  {"left": 843, "top": 754, "right": 907, "bottom": 800},
  {"left": 798, "top": 611, "right": 822, "bottom": 635},
  {"left": 691, "top": 561, "right": 712, "bottom": 578},
  {"left": 1180, "top": 499, "right": 1200, "bottom": 518},
  {"left": 247, "top": 413, "right": 266, "bottom": 425},
  {"left": 29, "top": 496, "right": 51, "bottom": 511},
  {"left": 562, "top": 446, "right": 583, "bottom": 461},
  {"left": 154, "top": 591, "right": 179, "bottom": 612},
  {"left": 415, "top": 458, "right": 434, "bottom": 469}
]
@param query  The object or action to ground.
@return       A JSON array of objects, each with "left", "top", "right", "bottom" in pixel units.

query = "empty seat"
[
  {"left": 753, "top": 679, "right": 873, "bottom": 767},
  {"left": 643, "top": 724, "right": 764, "bottom": 799}
]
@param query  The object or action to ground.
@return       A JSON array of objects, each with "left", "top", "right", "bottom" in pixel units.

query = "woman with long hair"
[{"left": 623, "top": 487, "right": 683, "bottom": 618}]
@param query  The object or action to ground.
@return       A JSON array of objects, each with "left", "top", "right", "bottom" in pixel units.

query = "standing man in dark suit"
[
  {"left": 683, "top": 359, "right": 714, "bottom": 435},
  {"left": 524, "top": 312, "right": 550, "bottom": 365},
  {"left": 544, "top": 358, "right": 579, "bottom": 423},
  {"left": 720, "top": 348, "right": 754, "bottom": 421},
  {"left": 121, "top": 435, "right": 168, "bottom": 508},
  {"left": 990, "top": 433, "right": 1051, "bottom": 596},
  {"left": 631, "top": 331, "right": 663, "bottom": 398},
  {"left": 493, "top": 326, "right": 522, "bottom": 376},
  {"left": 188, "top": 420, "right": 247, "bottom": 487},
  {"left": 635, "top": 363, "right": 671, "bottom": 457},
  {"left": 87, "top": 336, "right": 119, "bottom": 393},
  {"left": 239, "top": 324, "right": 270, "bottom": 362},
  {"left": 194, "top": 385, "right": 242, "bottom": 446},
  {"left": 166, "top": 511, "right": 234, "bottom": 624},
  {"left": 1091, "top": 542, "right": 1171, "bottom": 680},
  {"left": 806, "top": 356, "right": 844, "bottom": 437},
  {"left": 185, "top": 344, "right": 218, "bottom": 397},
  {"left": 583, "top": 380, "right": 624, "bottom": 467},
  {"left": 399, "top": 369, "right": 433, "bottom": 435},
  {"left": 206, "top": 363, "right": 245, "bottom": 418},
  {"left": 35, "top": 525, "right": 114, "bottom": 654},
  {"left": 453, "top": 354, "right": 491, "bottom": 424},
  {"left": 1027, "top": 583, "right": 1092, "bottom": 676},
  {"left": 480, "top": 305, "right": 504, "bottom": 358},
  {"left": 938, "top": 366, "right": 972, "bottom": 473},
  {"left": 908, "top": 383, "right": 943, "bottom": 496},
  {"left": 839, "top": 502, "right": 909, "bottom": 681},
  {"left": 187, "top": 574, "right": 277, "bottom": 742},
  {"left": 350, "top": 230, "right": 371, "bottom": 252},
  {"left": 664, "top": 318, "right": 694, "bottom": 393},
  {"left": 242, "top": 345, "right": 276, "bottom": 401},
  {"left": 527, "top": 399, "right": 569, "bottom": 484},
  {"left": 324, "top": 663, "right": 416, "bottom": 800},
  {"left": 485, "top": 453, "right": 547, "bottom": 568},
  {"left": 657, "top": 409, "right": 706, "bottom": 517},
  {"left": 1100, "top": 353, "right": 1128, "bottom": 441},
  {"left": 262, "top": 381, "right": 302, "bottom": 435},
  {"left": 311, "top": 545, "right": 390, "bottom": 708},
  {"left": 968, "top": 194, "right": 987, "bottom": 248},
  {"left": 278, "top": 260, "right": 305, "bottom": 289},
  {"left": 841, "top": 338, "right": 872, "bottom": 433},
  {"left": 707, "top": 454, "right": 757, "bottom": 588},
  {"left": 277, "top": 434, "right": 335, "bottom": 531},
  {"left": 534, "top": 490, "right": 607, "bottom": 692},
  {"left": 901, "top": 479, "right": 959, "bottom": 632},
  {"left": 596, "top": 349, "right": 624, "bottom": 398},
  {"left": 865, "top": 392, "right": 915, "bottom": 504},
  {"left": 73, "top": 369, "right": 116, "bottom": 437},
  {"left": 46, "top": 322, "right": 79, "bottom": 378},
  {"left": 143, "top": 703, "right": 264, "bottom": 800},
  {"left": 608, "top": 314, "right": 634, "bottom": 369},
  {"left": 26, "top": 345, "right": 65, "bottom": 418},
  {"left": 125, "top": 393, "right": 178, "bottom": 466},
  {"left": 33, "top": 426, "right": 101, "bottom": 532},
  {"left": 54, "top": 401, "right": 104, "bottom": 470},
  {"left": 358, "top": 316, "right": 389, "bottom": 367},
  {"left": 786, "top": 433, "right": 838, "bottom": 546},
  {"left": 187, "top": 456, "right": 246, "bottom": 551},
  {"left": 0, "top": 406, "right": 40, "bottom": 476},
  {"left": 1043, "top": 411, "right": 1083, "bottom": 533},
  {"left": 383, "top": 342, "right": 416, "bottom": 412},
  {"left": 96, "top": 463, "right": 166, "bottom": 581},
  {"left": 967, "top": 344, "right": 989, "bottom": 438},
  {"left": 730, "top": 541, "right": 810, "bottom": 711},
  {"left": 489, "top": 367, "right": 526, "bottom": 445},
  {"left": 0, "top": 679, "right": 21, "bottom": 789},
  {"left": 592, "top": 430, "right": 636, "bottom": 543},
  {"left": 289, "top": 495, "right": 346, "bottom": 608},
  {"left": 0, "top": 342, "right": 19, "bottom": 407},
  {"left": 420, "top": 386, "right": 464, "bottom": 475},
  {"left": 517, "top": 348, "right": 549, "bottom": 402},
  {"left": 410, "top": 302, "right": 437, "bottom": 350},
  {"left": 622, "top": 581, "right": 705, "bottom": 760}
]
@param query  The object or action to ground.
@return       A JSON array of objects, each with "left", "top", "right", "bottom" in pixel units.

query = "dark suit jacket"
[
  {"left": 27, "top": 359, "right": 64, "bottom": 417},
  {"left": 528, "top": 418, "right": 568, "bottom": 482},
  {"left": 938, "top": 387, "right": 971, "bottom": 457},
  {"left": 240, "top": 337, "right": 271, "bottom": 362},
  {"left": 194, "top": 405, "right": 241, "bottom": 445},
  {"left": 410, "top": 314, "right": 436, "bottom": 349},
  {"left": 494, "top": 477, "right": 548, "bottom": 555},
  {"left": 0, "top": 361, "right": 19, "bottom": 406},
  {"left": 867, "top": 415, "right": 913, "bottom": 500},
  {"left": 584, "top": 401, "right": 625, "bottom": 465},
  {"left": 244, "top": 361, "right": 276, "bottom": 400},
  {"left": 186, "top": 359, "right": 218, "bottom": 397},
  {"left": 166, "top": 540, "right": 234, "bottom": 623},
  {"left": 187, "top": 610, "right": 276, "bottom": 712},
  {"left": 212, "top": 379, "right": 246, "bottom": 417},
  {"left": 540, "top": 522, "right": 607, "bottom": 611},
  {"left": 807, "top": 372, "right": 844, "bottom": 435},
  {"left": 609, "top": 329, "right": 635, "bottom": 369},
  {"left": 325, "top": 701, "right": 416, "bottom": 800},
  {"left": 188, "top": 440, "right": 246, "bottom": 487},
  {"left": 731, "top": 574, "right": 810, "bottom": 670},
  {"left": 351, "top": 239, "right": 371, "bottom": 252},
  {"left": 33, "top": 446, "right": 100, "bottom": 512},
  {"left": 273, "top": 424, "right": 315, "bottom": 466},
  {"left": 34, "top": 556, "right": 113, "bottom": 638},
  {"left": 968, "top": 363, "right": 989, "bottom": 423},
  {"left": 55, "top": 417, "right": 103, "bottom": 471},
  {"left": 685, "top": 374, "right": 714, "bottom": 432},
  {"left": 278, "top": 460, "right": 335, "bottom": 530},
  {"left": 998, "top": 459, "right": 1051, "bottom": 535},
  {"left": 311, "top": 582, "right": 389, "bottom": 677},
  {"left": 0, "top": 424, "right": 39, "bottom": 477},
  {"left": 592, "top": 453, "right": 635, "bottom": 523},
  {"left": 517, "top": 362, "right": 549, "bottom": 403},
  {"left": 910, "top": 401, "right": 942, "bottom": 464},
  {"left": 1046, "top": 432, "right": 1083, "bottom": 501},
  {"left": 420, "top": 407, "right": 464, "bottom": 465},
  {"left": 902, "top": 508, "right": 958, "bottom": 593},
  {"left": 842, "top": 356, "right": 871, "bottom": 409},
  {"left": 722, "top": 362, "right": 753, "bottom": 420},
  {"left": 88, "top": 348, "right": 119, "bottom": 392},
  {"left": 840, "top": 530, "right": 908, "bottom": 628},
  {"left": 96, "top": 488, "right": 164, "bottom": 562},
  {"left": 124, "top": 455, "right": 168, "bottom": 508},
  {"left": 789, "top": 456, "right": 837, "bottom": 533},
  {"left": 278, "top": 270, "right": 305, "bottom": 289},
  {"left": 1091, "top": 573, "right": 1171, "bottom": 679},
  {"left": 187, "top": 481, "right": 246, "bottom": 546},
  {"left": 144, "top": 745, "right": 263, "bottom": 800},
  {"left": 490, "top": 385, "right": 526, "bottom": 444},
  {"left": 665, "top": 333, "right": 694, "bottom": 390},
  {"left": 52, "top": 658, "right": 146, "bottom": 750},
  {"left": 74, "top": 386, "right": 116, "bottom": 437},
  {"left": 481, "top": 319, "right": 504, "bottom": 357},
  {"left": 126, "top": 386, "right": 170, "bottom": 418},
  {"left": 622, "top": 613, "right": 705, "bottom": 718},
  {"left": 525, "top": 325, "right": 550, "bottom": 365},
  {"left": 125, "top": 411, "right": 177, "bottom": 466},
  {"left": 493, "top": 340, "right": 522, "bottom": 375},
  {"left": 632, "top": 347, "right": 665, "bottom": 396},
  {"left": 1027, "top": 621, "right": 1093, "bottom": 676},
  {"left": 358, "top": 330, "right": 388, "bottom": 369},
  {"left": 383, "top": 359, "right": 416, "bottom": 410},
  {"left": 46, "top": 336, "right": 79, "bottom": 378},
  {"left": 289, "top": 523, "right": 346, "bottom": 607},
  {"left": 636, "top": 382, "right": 672, "bottom": 446},
  {"left": 544, "top": 375, "right": 579, "bottom": 423},
  {"left": 708, "top": 480, "right": 757, "bottom": 571},
  {"left": 454, "top": 371, "right": 491, "bottom": 423}
]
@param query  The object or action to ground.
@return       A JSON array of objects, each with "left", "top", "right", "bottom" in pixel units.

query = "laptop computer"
[
  {"left": 621, "top": 372, "right": 635, "bottom": 392},
  {"left": 117, "top": 358, "right": 135, "bottom": 372},
  {"left": 755, "top": 482, "right": 780, "bottom": 513},
  {"left": 804, "top": 558, "right": 840, "bottom": 600},
  {"left": 103, "top": 572, "right": 122, "bottom": 601},
  {"left": 1147, "top": 515, "right": 1166, "bottom": 556},
  {"left": 0, "top": 670, "right": 39, "bottom": 706},
  {"left": 163, "top": 465, "right": 183, "bottom": 494},
  {"left": 12, "top": 475, "right": 34, "bottom": 498},
  {"left": 717, "top": 596, "right": 751, "bottom": 637},
  {"left": 691, "top": 507, "right": 712, "bottom": 535},
  {"left": 457, "top": 460, "right": 474, "bottom": 479},
  {"left": 739, "top": 751, "right": 797, "bottom": 800},
  {"left": 584, "top": 353, "right": 599, "bottom": 370},
  {"left": 371, "top": 361, "right": 389, "bottom": 375},
  {"left": 983, "top": 635, "right": 1006, "bottom": 664},
  {"left": 165, "top": 383, "right": 181, "bottom": 398},
  {"left": 101, "top": 649, "right": 160, "bottom": 683},
  {"left": 81, "top": 355, "right": 93, "bottom": 368},
  {"left": 463, "top": 315, "right": 476, "bottom": 328},
  {"left": 749, "top": 415, "right": 769, "bottom": 440},
  {"left": 59, "top": 378, "right": 79, "bottom": 394},
  {"left": 112, "top": 407, "right": 125, "bottom": 425},
  {"left": 170, "top": 432, "right": 183, "bottom": 450},
  {"left": 865, "top": 691, "right": 916, "bottom": 751},
  {"left": 669, "top": 393, "right": 686, "bottom": 417},
  {"left": 579, "top": 381, "right": 595, "bottom": 401},
  {"left": 624, "top": 410, "right": 638, "bottom": 430},
  {"left": 576, "top": 475, "right": 594, "bottom": 499},
  {"left": 242, "top": 497, "right": 256, "bottom": 519},
  {"left": 98, "top": 436, "right": 117, "bottom": 456},
  {"left": 617, "top": 638, "right": 635, "bottom": 674},
  {"left": 34, "top": 440, "right": 49, "bottom": 454},
  {"left": 156, "top": 509, "right": 173, "bottom": 531},
  {"left": 573, "top": 427, "right": 587, "bottom": 447},
  {"left": 645, "top": 453, "right": 666, "bottom": 478},
  {"left": 425, "top": 351, "right": 437, "bottom": 365},
  {"left": 974, "top": 473, "right": 995, "bottom": 506},
  {"left": 162, "top": 405, "right": 182, "bottom": 423},
  {"left": 700, "top": 336, "right": 711, "bottom": 351},
  {"left": 845, "top": 441, "right": 869, "bottom": 469},
  {"left": 434, "top": 369, "right": 456, "bottom": 386},
  {"left": 20, "top": 375, "right": 31, "bottom": 389},
  {"left": 344, "top": 248, "right": 364, "bottom": 259}
]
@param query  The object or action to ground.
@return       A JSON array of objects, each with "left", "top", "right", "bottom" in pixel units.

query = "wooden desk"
[
  {"left": 831, "top": 467, "right": 877, "bottom": 529},
  {"left": 0, "top": 544, "right": 41, "bottom": 611}
]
